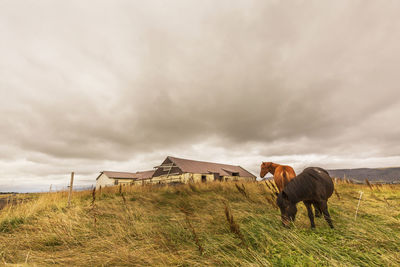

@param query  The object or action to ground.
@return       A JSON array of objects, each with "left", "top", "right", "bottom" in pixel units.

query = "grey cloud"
[{"left": 1, "top": 1, "right": 400, "bottom": 191}]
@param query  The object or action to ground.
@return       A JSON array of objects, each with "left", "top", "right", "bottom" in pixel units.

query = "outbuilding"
[
  {"left": 96, "top": 170, "right": 155, "bottom": 189},
  {"left": 139, "top": 156, "right": 256, "bottom": 184}
]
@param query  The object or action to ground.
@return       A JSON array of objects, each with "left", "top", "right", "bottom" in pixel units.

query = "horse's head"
[
  {"left": 260, "top": 162, "right": 272, "bottom": 178},
  {"left": 276, "top": 191, "right": 297, "bottom": 227}
]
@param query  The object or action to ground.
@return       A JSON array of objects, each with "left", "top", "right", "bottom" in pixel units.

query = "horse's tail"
[{"left": 282, "top": 170, "right": 290, "bottom": 186}]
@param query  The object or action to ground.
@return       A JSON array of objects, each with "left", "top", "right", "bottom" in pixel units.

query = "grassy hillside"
[{"left": 0, "top": 181, "right": 399, "bottom": 266}]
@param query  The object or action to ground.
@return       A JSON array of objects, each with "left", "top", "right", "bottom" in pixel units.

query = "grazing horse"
[
  {"left": 276, "top": 167, "right": 334, "bottom": 229},
  {"left": 261, "top": 162, "right": 322, "bottom": 217},
  {"left": 260, "top": 162, "right": 296, "bottom": 192}
]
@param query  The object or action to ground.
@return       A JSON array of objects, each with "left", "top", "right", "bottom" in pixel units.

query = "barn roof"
[
  {"left": 97, "top": 170, "right": 155, "bottom": 180},
  {"left": 134, "top": 170, "right": 157, "bottom": 180},
  {"left": 163, "top": 156, "right": 256, "bottom": 178}
]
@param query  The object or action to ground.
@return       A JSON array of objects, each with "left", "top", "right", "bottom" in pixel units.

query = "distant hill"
[{"left": 328, "top": 167, "right": 400, "bottom": 183}]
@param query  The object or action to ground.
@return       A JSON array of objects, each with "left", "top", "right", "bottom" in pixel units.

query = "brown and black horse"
[
  {"left": 260, "top": 162, "right": 296, "bottom": 192},
  {"left": 276, "top": 167, "right": 334, "bottom": 228},
  {"left": 260, "top": 162, "right": 322, "bottom": 218}
]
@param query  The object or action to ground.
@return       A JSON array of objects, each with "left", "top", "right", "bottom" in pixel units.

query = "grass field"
[{"left": 0, "top": 181, "right": 399, "bottom": 266}]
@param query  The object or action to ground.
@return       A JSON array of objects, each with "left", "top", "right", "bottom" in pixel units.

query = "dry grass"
[{"left": 0, "top": 181, "right": 399, "bottom": 266}]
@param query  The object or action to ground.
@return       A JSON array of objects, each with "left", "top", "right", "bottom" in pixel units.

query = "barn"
[
  {"left": 138, "top": 156, "right": 256, "bottom": 185},
  {"left": 96, "top": 170, "right": 155, "bottom": 189}
]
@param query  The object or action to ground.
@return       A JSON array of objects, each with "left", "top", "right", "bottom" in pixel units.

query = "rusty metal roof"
[
  {"left": 165, "top": 156, "right": 256, "bottom": 178},
  {"left": 99, "top": 170, "right": 155, "bottom": 180},
  {"left": 134, "top": 170, "right": 156, "bottom": 180}
]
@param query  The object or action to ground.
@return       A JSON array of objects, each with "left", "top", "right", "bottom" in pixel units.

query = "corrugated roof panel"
[
  {"left": 166, "top": 156, "right": 256, "bottom": 178},
  {"left": 102, "top": 170, "right": 155, "bottom": 180}
]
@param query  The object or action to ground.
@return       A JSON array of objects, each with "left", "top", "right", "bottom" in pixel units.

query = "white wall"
[
  {"left": 131, "top": 173, "right": 255, "bottom": 185},
  {"left": 96, "top": 173, "right": 115, "bottom": 190}
]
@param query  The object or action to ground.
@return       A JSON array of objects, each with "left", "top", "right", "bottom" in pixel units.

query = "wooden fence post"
[
  {"left": 354, "top": 191, "right": 363, "bottom": 220},
  {"left": 68, "top": 172, "right": 74, "bottom": 207}
]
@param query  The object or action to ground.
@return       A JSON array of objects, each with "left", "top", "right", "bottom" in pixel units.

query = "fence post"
[
  {"left": 354, "top": 191, "right": 363, "bottom": 220},
  {"left": 68, "top": 172, "right": 74, "bottom": 207}
]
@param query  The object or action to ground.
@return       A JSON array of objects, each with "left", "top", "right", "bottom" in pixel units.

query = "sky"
[{"left": 1, "top": 0, "right": 400, "bottom": 192}]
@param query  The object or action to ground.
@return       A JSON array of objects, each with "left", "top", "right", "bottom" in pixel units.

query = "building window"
[
  {"left": 201, "top": 175, "right": 207, "bottom": 182},
  {"left": 114, "top": 180, "right": 119, "bottom": 185},
  {"left": 232, "top": 172, "right": 239, "bottom": 177}
]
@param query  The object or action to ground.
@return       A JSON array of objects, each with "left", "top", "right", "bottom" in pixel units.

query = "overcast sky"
[{"left": 1, "top": 0, "right": 400, "bottom": 192}]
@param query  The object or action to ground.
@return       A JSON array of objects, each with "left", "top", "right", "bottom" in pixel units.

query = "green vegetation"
[{"left": 0, "top": 182, "right": 399, "bottom": 266}]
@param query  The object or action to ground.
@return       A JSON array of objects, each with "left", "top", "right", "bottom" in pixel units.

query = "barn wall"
[
  {"left": 153, "top": 175, "right": 182, "bottom": 184},
  {"left": 192, "top": 173, "right": 214, "bottom": 182},
  {"left": 223, "top": 175, "right": 255, "bottom": 182},
  {"left": 115, "top": 179, "right": 134, "bottom": 185},
  {"left": 130, "top": 173, "right": 254, "bottom": 186},
  {"left": 96, "top": 174, "right": 137, "bottom": 189},
  {"left": 133, "top": 179, "right": 145, "bottom": 185},
  {"left": 96, "top": 174, "right": 115, "bottom": 189},
  {"left": 133, "top": 173, "right": 193, "bottom": 185},
  {"left": 148, "top": 173, "right": 215, "bottom": 184}
]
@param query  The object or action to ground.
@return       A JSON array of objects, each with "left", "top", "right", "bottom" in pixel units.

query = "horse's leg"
[
  {"left": 313, "top": 203, "right": 322, "bottom": 218},
  {"left": 319, "top": 201, "right": 334, "bottom": 229},
  {"left": 304, "top": 201, "right": 315, "bottom": 229}
]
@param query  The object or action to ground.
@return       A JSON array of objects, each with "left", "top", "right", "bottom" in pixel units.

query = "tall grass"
[{"left": 0, "top": 181, "right": 399, "bottom": 266}]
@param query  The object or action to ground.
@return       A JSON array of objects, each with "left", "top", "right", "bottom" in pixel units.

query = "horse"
[
  {"left": 261, "top": 162, "right": 322, "bottom": 217},
  {"left": 260, "top": 162, "right": 296, "bottom": 192},
  {"left": 276, "top": 167, "right": 334, "bottom": 229}
]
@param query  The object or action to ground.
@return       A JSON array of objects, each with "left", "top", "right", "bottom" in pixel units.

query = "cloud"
[{"left": 0, "top": 0, "right": 400, "bottom": 191}]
